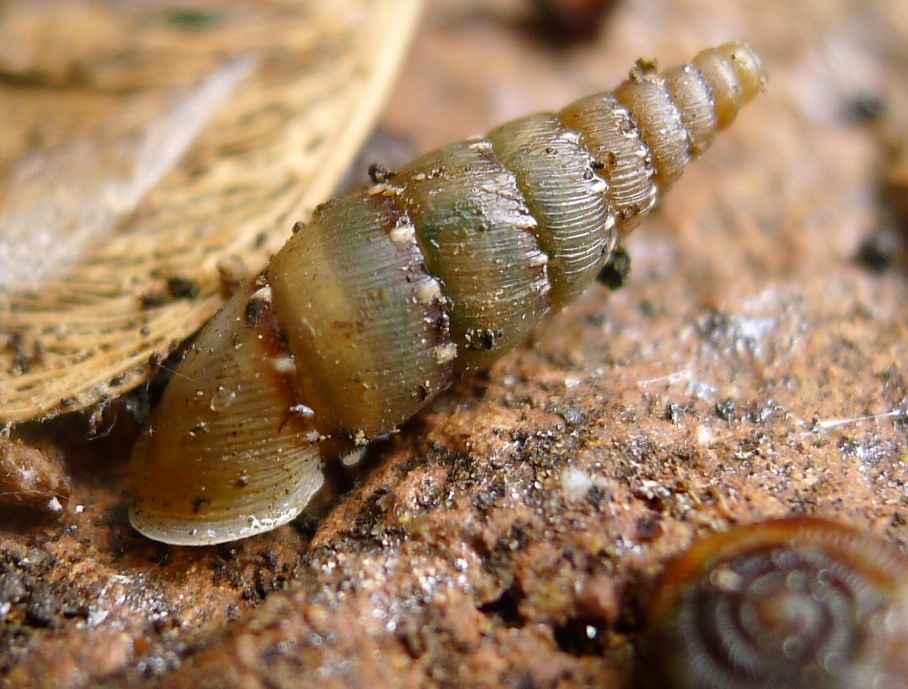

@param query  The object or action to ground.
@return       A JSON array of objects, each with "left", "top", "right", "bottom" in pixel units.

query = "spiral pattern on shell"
[
  {"left": 129, "top": 42, "right": 765, "bottom": 545},
  {"left": 640, "top": 517, "right": 908, "bottom": 689}
]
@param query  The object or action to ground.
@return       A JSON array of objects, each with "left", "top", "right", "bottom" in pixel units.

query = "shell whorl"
[
  {"left": 640, "top": 517, "right": 908, "bottom": 689},
  {"left": 129, "top": 42, "right": 765, "bottom": 545}
]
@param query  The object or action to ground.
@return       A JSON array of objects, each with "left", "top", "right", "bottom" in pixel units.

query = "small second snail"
[
  {"left": 130, "top": 42, "right": 766, "bottom": 545},
  {"left": 639, "top": 517, "right": 908, "bottom": 689}
]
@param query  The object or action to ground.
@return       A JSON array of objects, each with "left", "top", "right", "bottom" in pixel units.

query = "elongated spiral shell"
[
  {"left": 640, "top": 517, "right": 908, "bottom": 689},
  {"left": 129, "top": 42, "right": 766, "bottom": 545}
]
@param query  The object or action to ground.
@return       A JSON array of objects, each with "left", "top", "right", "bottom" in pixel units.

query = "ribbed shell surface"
[
  {"left": 486, "top": 113, "right": 615, "bottom": 309},
  {"left": 267, "top": 191, "right": 453, "bottom": 437},
  {"left": 129, "top": 285, "right": 328, "bottom": 545}
]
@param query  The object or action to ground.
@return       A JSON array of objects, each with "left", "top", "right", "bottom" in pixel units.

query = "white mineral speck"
[{"left": 561, "top": 467, "right": 594, "bottom": 501}]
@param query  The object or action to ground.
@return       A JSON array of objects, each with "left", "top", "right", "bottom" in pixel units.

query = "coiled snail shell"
[
  {"left": 129, "top": 42, "right": 766, "bottom": 545},
  {"left": 640, "top": 517, "right": 908, "bottom": 689}
]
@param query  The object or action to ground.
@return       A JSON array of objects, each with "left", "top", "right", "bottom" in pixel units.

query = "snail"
[
  {"left": 639, "top": 517, "right": 908, "bottom": 689},
  {"left": 129, "top": 42, "right": 766, "bottom": 545}
]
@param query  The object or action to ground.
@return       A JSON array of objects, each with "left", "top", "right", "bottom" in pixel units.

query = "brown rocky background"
[{"left": 3, "top": 0, "right": 908, "bottom": 687}]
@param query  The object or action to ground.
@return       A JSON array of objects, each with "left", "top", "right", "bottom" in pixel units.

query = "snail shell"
[
  {"left": 640, "top": 517, "right": 908, "bottom": 689},
  {"left": 129, "top": 42, "right": 765, "bottom": 545}
]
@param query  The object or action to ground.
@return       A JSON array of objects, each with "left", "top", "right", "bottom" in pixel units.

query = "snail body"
[
  {"left": 130, "top": 42, "right": 765, "bottom": 545},
  {"left": 640, "top": 517, "right": 908, "bottom": 689}
]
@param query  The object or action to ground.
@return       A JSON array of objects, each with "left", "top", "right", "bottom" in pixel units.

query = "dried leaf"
[{"left": 0, "top": 0, "right": 424, "bottom": 423}]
